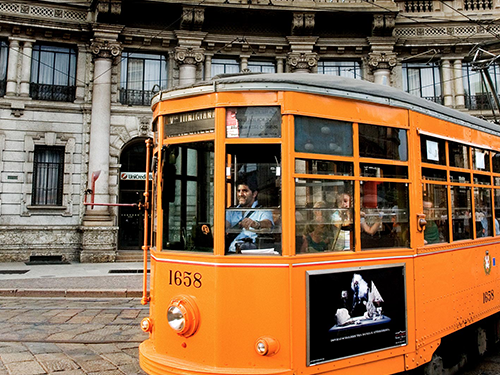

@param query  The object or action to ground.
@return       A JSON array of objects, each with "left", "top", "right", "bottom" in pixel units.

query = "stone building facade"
[{"left": 0, "top": 0, "right": 498, "bottom": 262}]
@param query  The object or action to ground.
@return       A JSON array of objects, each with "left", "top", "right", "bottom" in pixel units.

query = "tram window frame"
[
  {"left": 419, "top": 134, "right": 500, "bottom": 243},
  {"left": 225, "top": 144, "right": 282, "bottom": 255},
  {"left": 225, "top": 106, "right": 281, "bottom": 139},
  {"left": 161, "top": 141, "right": 215, "bottom": 253},
  {"left": 358, "top": 123, "right": 408, "bottom": 161},
  {"left": 293, "top": 115, "right": 410, "bottom": 254}
]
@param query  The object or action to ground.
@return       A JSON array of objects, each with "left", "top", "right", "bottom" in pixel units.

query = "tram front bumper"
[{"left": 139, "top": 340, "right": 293, "bottom": 375}]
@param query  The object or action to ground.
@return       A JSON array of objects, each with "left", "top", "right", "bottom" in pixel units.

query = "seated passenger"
[
  {"left": 225, "top": 179, "right": 273, "bottom": 253},
  {"left": 301, "top": 201, "right": 333, "bottom": 253},
  {"left": 423, "top": 200, "right": 439, "bottom": 244},
  {"left": 331, "top": 193, "right": 354, "bottom": 251}
]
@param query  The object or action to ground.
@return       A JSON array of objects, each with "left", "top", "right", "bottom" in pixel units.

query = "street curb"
[{"left": 0, "top": 288, "right": 143, "bottom": 298}]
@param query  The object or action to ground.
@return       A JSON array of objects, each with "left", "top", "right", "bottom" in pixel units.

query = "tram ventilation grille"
[
  {"left": 0, "top": 270, "right": 29, "bottom": 274},
  {"left": 108, "top": 269, "right": 150, "bottom": 274},
  {"left": 26, "top": 255, "right": 69, "bottom": 265}
]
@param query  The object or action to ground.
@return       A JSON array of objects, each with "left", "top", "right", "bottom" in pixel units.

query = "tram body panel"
[
  {"left": 281, "top": 92, "right": 408, "bottom": 128},
  {"left": 147, "top": 253, "right": 291, "bottom": 371},
  {"left": 414, "top": 244, "right": 500, "bottom": 345}
]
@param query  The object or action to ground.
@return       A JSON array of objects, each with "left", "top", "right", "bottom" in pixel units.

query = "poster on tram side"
[{"left": 306, "top": 264, "right": 407, "bottom": 365}]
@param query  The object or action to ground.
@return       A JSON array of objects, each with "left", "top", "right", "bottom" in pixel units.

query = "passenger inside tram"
[
  {"left": 225, "top": 178, "right": 274, "bottom": 253},
  {"left": 225, "top": 144, "right": 282, "bottom": 255}
]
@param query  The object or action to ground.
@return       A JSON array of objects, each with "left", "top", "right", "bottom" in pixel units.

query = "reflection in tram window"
[
  {"left": 295, "top": 117, "right": 352, "bottom": 156},
  {"left": 420, "top": 135, "right": 446, "bottom": 165},
  {"left": 451, "top": 186, "right": 473, "bottom": 241},
  {"left": 225, "top": 144, "right": 281, "bottom": 255},
  {"left": 359, "top": 124, "right": 407, "bottom": 161},
  {"left": 162, "top": 141, "right": 214, "bottom": 252},
  {"left": 360, "top": 181, "right": 410, "bottom": 250},
  {"left": 472, "top": 148, "right": 490, "bottom": 171},
  {"left": 225, "top": 107, "right": 281, "bottom": 138},
  {"left": 295, "top": 159, "right": 353, "bottom": 176},
  {"left": 449, "top": 142, "right": 469, "bottom": 169},
  {"left": 423, "top": 184, "right": 449, "bottom": 245},
  {"left": 475, "top": 187, "right": 493, "bottom": 238},
  {"left": 295, "top": 180, "right": 354, "bottom": 253}
]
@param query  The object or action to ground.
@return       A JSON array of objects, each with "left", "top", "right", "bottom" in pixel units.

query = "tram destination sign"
[{"left": 306, "top": 264, "right": 407, "bottom": 365}]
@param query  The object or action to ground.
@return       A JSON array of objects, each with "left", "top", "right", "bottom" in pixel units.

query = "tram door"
[{"left": 118, "top": 140, "right": 150, "bottom": 250}]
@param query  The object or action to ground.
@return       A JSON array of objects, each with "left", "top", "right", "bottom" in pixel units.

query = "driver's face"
[{"left": 237, "top": 184, "right": 257, "bottom": 207}]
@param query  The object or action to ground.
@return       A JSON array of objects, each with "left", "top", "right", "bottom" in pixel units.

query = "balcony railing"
[
  {"left": 464, "top": 0, "right": 492, "bottom": 10},
  {"left": 465, "top": 94, "right": 498, "bottom": 111},
  {"left": 422, "top": 95, "right": 444, "bottom": 105},
  {"left": 119, "top": 88, "right": 155, "bottom": 106},
  {"left": 30, "top": 83, "right": 76, "bottom": 102}
]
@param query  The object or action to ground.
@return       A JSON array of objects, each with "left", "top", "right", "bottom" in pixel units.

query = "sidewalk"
[{"left": 0, "top": 262, "right": 149, "bottom": 298}]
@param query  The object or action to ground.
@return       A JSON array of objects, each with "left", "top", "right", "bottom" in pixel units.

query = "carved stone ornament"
[
  {"left": 174, "top": 47, "right": 205, "bottom": 66},
  {"left": 372, "top": 13, "right": 396, "bottom": 37},
  {"left": 368, "top": 52, "right": 397, "bottom": 71},
  {"left": 287, "top": 52, "right": 318, "bottom": 72},
  {"left": 90, "top": 39, "right": 122, "bottom": 59}
]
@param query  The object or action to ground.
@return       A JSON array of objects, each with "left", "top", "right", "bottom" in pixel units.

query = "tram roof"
[{"left": 153, "top": 73, "right": 500, "bottom": 137}]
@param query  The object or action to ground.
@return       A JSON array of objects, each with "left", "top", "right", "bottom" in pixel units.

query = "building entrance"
[{"left": 118, "top": 140, "right": 149, "bottom": 250}]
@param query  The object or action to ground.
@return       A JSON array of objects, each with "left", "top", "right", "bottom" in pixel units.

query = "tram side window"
[
  {"left": 449, "top": 142, "right": 469, "bottom": 169},
  {"left": 296, "top": 180, "right": 354, "bottom": 253},
  {"left": 475, "top": 187, "right": 493, "bottom": 238},
  {"left": 162, "top": 141, "right": 214, "bottom": 252},
  {"left": 423, "top": 184, "right": 449, "bottom": 245},
  {"left": 359, "top": 124, "right": 408, "bottom": 161},
  {"left": 225, "top": 144, "right": 281, "bottom": 255},
  {"left": 451, "top": 186, "right": 473, "bottom": 241},
  {"left": 421, "top": 135, "right": 446, "bottom": 165},
  {"left": 360, "top": 181, "right": 410, "bottom": 250}
]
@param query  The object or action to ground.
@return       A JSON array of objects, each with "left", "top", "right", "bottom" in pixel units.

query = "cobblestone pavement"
[{"left": 0, "top": 297, "right": 149, "bottom": 375}]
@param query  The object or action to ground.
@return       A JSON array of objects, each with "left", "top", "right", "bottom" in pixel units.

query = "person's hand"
[{"left": 240, "top": 217, "right": 259, "bottom": 230}]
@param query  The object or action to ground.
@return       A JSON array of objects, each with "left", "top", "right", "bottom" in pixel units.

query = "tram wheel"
[{"left": 423, "top": 354, "right": 444, "bottom": 375}]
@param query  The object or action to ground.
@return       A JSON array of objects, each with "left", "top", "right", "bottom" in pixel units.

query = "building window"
[
  {"left": 32, "top": 146, "right": 65, "bottom": 206},
  {"left": 247, "top": 60, "right": 276, "bottom": 73},
  {"left": 402, "top": 62, "right": 442, "bottom": 104},
  {"left": 317, "top": 61, "right": 362, "bottom": 79},
  {"left": 463, "top": 62, "right": 500, "bottom": 110},
  {"left": 30, "top": 44, "right": 76, "bottom": 102},
  {"left": 0, "top": 41, "right": 7, "bottom": 97},
  {"left": 119, "top": 52, "right": 167, "bottom": 106},
  {"left": 211, "top": 58, "right": 240, "bottom": 76}
]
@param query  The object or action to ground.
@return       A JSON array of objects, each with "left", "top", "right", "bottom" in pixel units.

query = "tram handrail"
[{"left": 141, "top": 138, "right": 152, "bottom": 305}]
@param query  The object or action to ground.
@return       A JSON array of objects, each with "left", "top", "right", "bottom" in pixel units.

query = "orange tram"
[{"left": 138, "top": 73, "right": 500, "bottom": 375}]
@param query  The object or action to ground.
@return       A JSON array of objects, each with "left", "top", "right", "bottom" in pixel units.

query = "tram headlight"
[
  {"left": 166, "top": 295, "right": 200, "bottom": 337},
  {"left": 255, "top": 336, "right": 280, "bottom": 357},
  {"left": 167, "top": 306, "right": 185, "bottom": 331},
  {"left": 140, "top": 317, "right": 153, "bottom": 333}
]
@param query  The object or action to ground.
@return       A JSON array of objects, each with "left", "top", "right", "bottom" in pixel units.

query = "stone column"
[
  {"left": 175, "top": 46, "right": 204, "bottom": 86},
  {"left": 367, "top": 52, "right": 397, "bottom": 86},
  {"left": 453, "top": 59, "right": 465, "bottom": 108},
  {"left": 276, "top": 57, "right": 285, "bottom": 73},
  {"left": 81, "top": 36, "right": 122, "bottom": 262},
  {"left": 441, "top": 59, "right": 454, "bottom": 107},
  {"left": 204, "top": 54, "right": 212, "bottom": 80},
  {"left": 286, "top": 37, "right": 318, "bottom": 73},
  {"left": 86, "top": 40, "right": 121, "bottom": 221},
  {"left": 240, "top": 55, "right": 249, "bottom": 72},
  {"left": 6, "top": 39, "right": 19, "bottom": 96},
  {"left": 174, "top": 31, "right": 207, "bottom": 86},
  {"left": 19, "top": 40, "right": 34, "bottom": 97}
]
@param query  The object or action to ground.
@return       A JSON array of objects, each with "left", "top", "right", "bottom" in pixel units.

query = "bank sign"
[{"left": 120, "top": 172, "right": 153, "bottom": 181}]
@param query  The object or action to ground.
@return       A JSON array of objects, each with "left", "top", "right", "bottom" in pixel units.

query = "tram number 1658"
[
  {"left": 483, "top": 290, "right": 494, "bottom": 304},
  {"left": 169, "top": 270, "right": 203, "bottom": 288}
]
